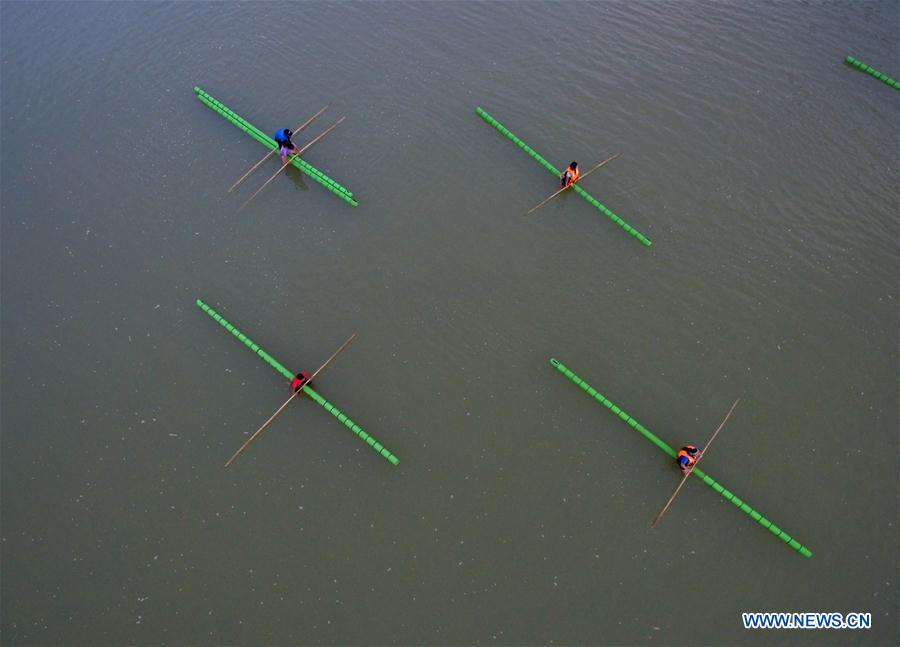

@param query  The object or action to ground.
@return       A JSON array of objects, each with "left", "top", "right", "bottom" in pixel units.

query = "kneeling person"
[
  {"left": 560, "top": 161, "right": 580, "bottom": 188},
  {"left": 274, "top": 128, "right": 300, "bottom": 163},
  {"left": 676, "top": 444, "right": 701, "bottom": 474}
]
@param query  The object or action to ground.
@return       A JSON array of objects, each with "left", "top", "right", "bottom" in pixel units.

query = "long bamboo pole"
[
  {"left": 549, "top": 357, "right": 811, "bottom": 557},
  {"left": 195, "top": 299, "right": 399, "bottom": 466},
  {"left": 526, "top": 152, "right": 622, "bottom": 215},
  {"left": 194, "top": 87, "right": 357, "bottom": 205},
  {"left": 476, "top": 107, "right": 651, "bottom": 246},
  {"left": 224, "top": 333, "right": 357, "bottom": 467},
  {"left": 650, "top": 399, "right": 740, "bottom": 527},
  {"left": 225, "top": 391, "right": 298, "bottom": 467},
  {"left": 238, "top": 116, "right": 346, "bottom": 212},
  {"left": 228, "top": 104, "right": 329, "bottom": 193}
]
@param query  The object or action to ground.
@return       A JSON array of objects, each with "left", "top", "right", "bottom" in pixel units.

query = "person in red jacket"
[{"left": 291, "top": 371, "right": 311, "bottom": 393}]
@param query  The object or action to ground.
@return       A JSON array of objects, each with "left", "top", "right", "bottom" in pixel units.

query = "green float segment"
[
  {"left": 196, "top": 299, "right": 399, "bottom": 466},
  {"left": 549, "top": 358, "right": 812, "bottom": 558},
  {"left": 845, "top": 56, "right": 900, "bottom": 90},
  {"left": 193, "top": 87, "right": 359, "bottom": 206},
  {"left": 476, "top": 107, "right": 652, "bottom": 247}
]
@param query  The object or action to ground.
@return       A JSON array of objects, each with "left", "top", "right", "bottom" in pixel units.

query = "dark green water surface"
[{"left": 2, "top": 1, "right": 897, "bottom": 645}]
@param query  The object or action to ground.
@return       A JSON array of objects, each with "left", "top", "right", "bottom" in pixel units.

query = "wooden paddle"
[
  {"left": 228, "top": 104, "right": 329, "bottom": 193},
  {"left": 650, "top": 398, "right": 741, "bottom": 528},
  {"left": 525, "top": 151, "right": 622, "bottom": 215},
  {"left": 224, "top": 332, "right": 357, "bottom": 467},
  {"left": 238, "top": 116, "right": 346, "bottom": 212}
]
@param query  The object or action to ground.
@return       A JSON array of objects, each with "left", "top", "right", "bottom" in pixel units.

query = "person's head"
[
  {"left": 678, "top": 455, "right": 689, "bottom": 466},
  {"left": 285, "top": 129, "right": 293, "bottom": 138},
  {"left": 570, "top": 162, "right": 578, "bottom": 170}
]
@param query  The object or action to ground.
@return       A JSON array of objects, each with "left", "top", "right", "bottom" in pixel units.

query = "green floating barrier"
[
  {"left": 844, "top": 56, "right": 900, "bottom": 90},
  {"left": 549, "top": 357, "right": 812, "bottom": 558},
  {"left": 476, "top": 107, "right": 652, "bottom": 246},
  {"left": 196, "top": 299, "right": 399, "bottom": 466},
  {"left": 193, "top": 87, "right": 359, "bottom": 206}
]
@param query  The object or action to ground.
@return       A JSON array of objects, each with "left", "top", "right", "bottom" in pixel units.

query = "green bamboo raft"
[
  {"left": 844, "top": 56, "right": 900, "bottom": 90},
  {"left": 476, "top": 107, "right": 651, "bottom": 247},
  {"left": 550, "top": 358, "right": 812, "bottom": 557},
  {"left": 197, "top": 299, "right": 398, "bottom": 465},
  {"left": 194, "top": 87, "right": 358, "bottom": 206}
]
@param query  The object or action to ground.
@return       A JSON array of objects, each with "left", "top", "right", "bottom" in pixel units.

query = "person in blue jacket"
[{"left": 274, "top": 128, "right": 299, "bottom": 163}]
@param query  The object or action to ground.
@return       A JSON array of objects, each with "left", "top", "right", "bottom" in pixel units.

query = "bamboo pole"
[
  {"left": 548, "top": 357, "right": 812, "bottom": 557},
  {"left": 650, "top": 399, "right": 740, "bottom": 527},
  {"left": 225, "top": 391, "right": 299, "bottom": 467},
  {"left": 238, "top": 116, "right": 346, "bottom": 212},
  {"left": 224, "top": 333, "right": 356, "bottom": 467},
  {"left": 476, "top": 107, "right": 651, "bottom": 245},
  {"left": 228, "top": 104, "right": 329, "bottom": 193},
  {"left": 194, "top": 87, "right": 357, "bottom": 205},
  {"left": 196, "top": 299, "right": 399, "bottom": 465},
  {"left": 526, "top": 152, "right": 622, "bottom": 215}
]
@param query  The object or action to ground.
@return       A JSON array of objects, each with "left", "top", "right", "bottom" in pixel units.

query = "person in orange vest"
[
  {"left": 676, "top": 445, "right": 702, "bottom": 474},
  {"left": 560, "top": 161, "right": 580, "bottom": 188}
]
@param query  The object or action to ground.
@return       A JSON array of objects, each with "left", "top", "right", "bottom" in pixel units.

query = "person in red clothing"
[
  {"left": 291, "top": 371, "right": 311, "bottom": 393},
  {"left": 560, "top": 161, "right": 580, "bottom": 188}
]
